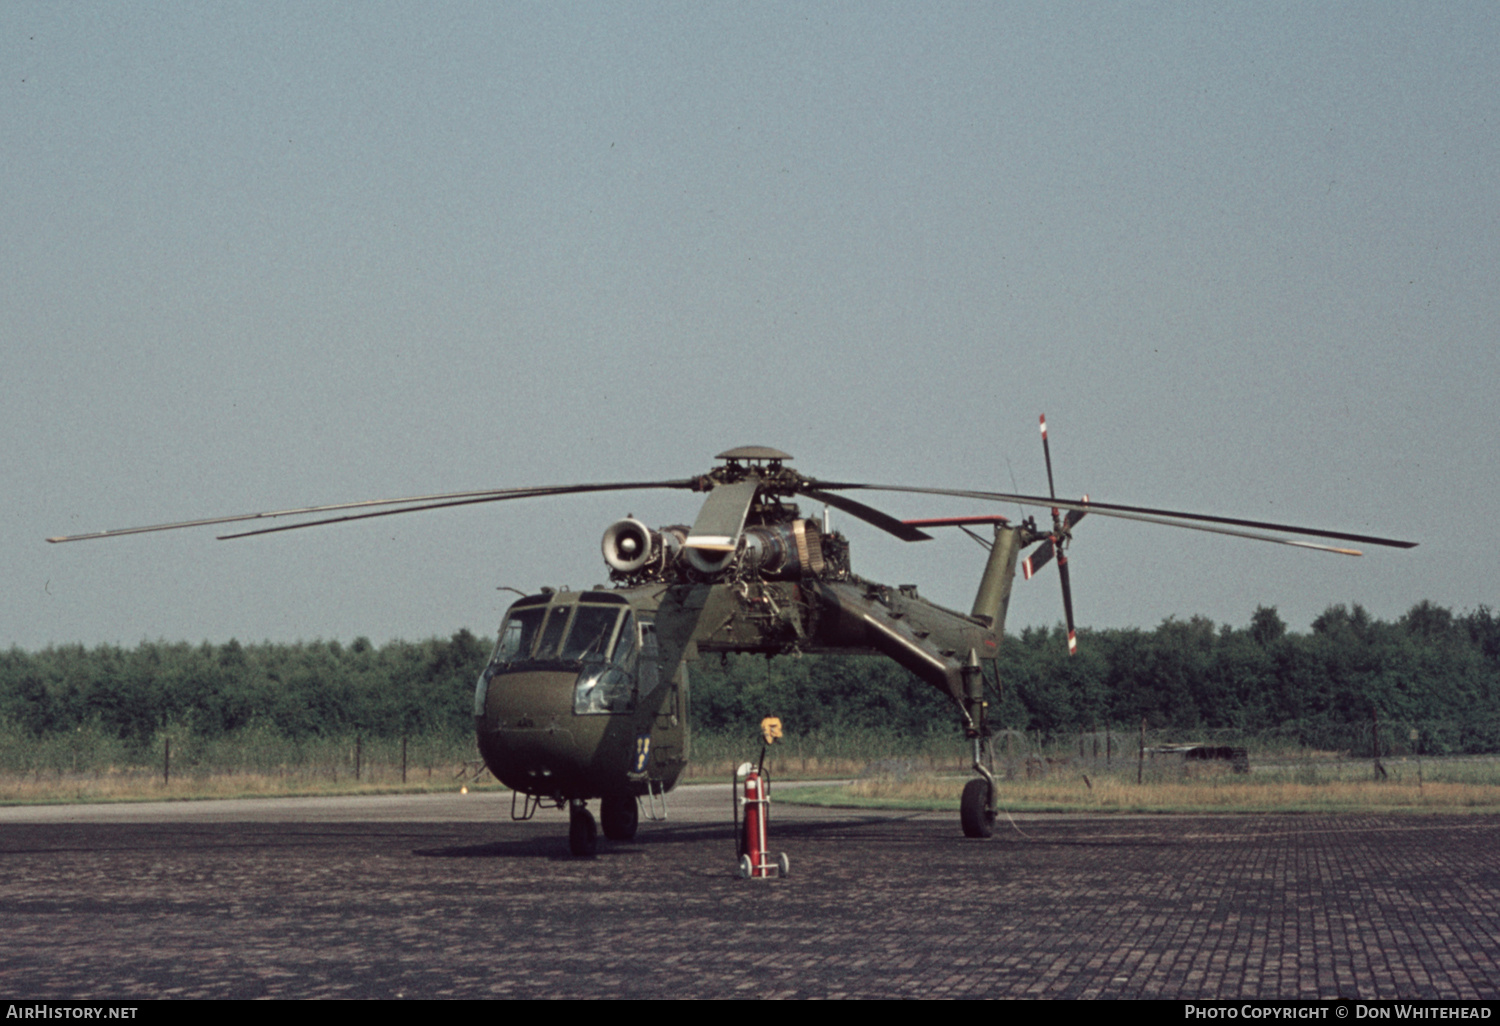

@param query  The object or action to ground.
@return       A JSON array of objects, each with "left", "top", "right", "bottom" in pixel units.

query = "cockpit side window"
[
  {"left": 610, "top": 611, "right": 638, "bottom": 666},
  {"left": 637, "top": 619, "right": 660, "bottom": 696},
  {"left": 494, "top": 607, "right": 547, "bottom": 664}
]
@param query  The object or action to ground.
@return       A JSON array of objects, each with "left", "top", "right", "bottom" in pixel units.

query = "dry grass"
[
  {"left": 788, "top": 756, "right": 1500, "bottom": 814},
  {"left": 0, "top": 761, "right": 503, "bottom": 805}
]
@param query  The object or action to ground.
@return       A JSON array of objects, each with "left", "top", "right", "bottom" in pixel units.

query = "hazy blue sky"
[{"left": 5, "top": 2, "right": 1495, "bottom": 651}]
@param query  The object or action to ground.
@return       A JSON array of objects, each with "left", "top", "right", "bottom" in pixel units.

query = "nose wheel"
[{"left": 568, "top": 801, "right": 598, "bottom": 856}]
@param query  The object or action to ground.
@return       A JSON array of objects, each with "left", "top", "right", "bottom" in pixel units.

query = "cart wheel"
[
  {"left": 960, "top": 778, "right": 995, "bottom": 839},
  {"left": 777, "top": 852, "right": 790, "bottom": 878},
  {"left": 738, "top": 854, "right": 753, "bottom": 879}
]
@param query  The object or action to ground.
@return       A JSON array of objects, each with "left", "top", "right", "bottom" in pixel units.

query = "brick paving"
[{"left": 0, "top": 799, "right": 1496, "bottom": 998}]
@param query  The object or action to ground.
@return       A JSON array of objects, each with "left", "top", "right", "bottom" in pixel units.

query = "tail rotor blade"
[
  {"left": 1040, "top": 414, "right": 1058, "bottom": 501},
  {"left": 1022, "top": 539, "right": 1055, "bottom": 579},
  {"left": 1042, "top": 416, "right": 1077, "bottom": 653},
  {"left": 1057, "top": 552, "right": 1078, "bottom": 656}
]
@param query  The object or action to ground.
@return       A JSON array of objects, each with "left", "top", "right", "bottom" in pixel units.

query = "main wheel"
[
  {"left": 960, "top": 778, "right": 995, "bottom": 839},
  {"left": 600, "top": 795, "right": 639, "bottom": 841},
  {"left": 568, "top": 805, "right": 598, "bottom": 857}
]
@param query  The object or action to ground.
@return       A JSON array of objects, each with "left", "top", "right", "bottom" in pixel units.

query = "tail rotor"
[{"left": 1029, "top": 414, "right": 1086, "bottom": 655}]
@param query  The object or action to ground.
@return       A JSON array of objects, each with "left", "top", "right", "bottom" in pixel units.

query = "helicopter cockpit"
[{"left": 479, "top": 592, "right": 658, "bottom": 717}]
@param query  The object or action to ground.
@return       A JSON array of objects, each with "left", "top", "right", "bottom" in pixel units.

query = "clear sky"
[{"left": 5, "top": 2, "right": 1495, "bottom": 652}]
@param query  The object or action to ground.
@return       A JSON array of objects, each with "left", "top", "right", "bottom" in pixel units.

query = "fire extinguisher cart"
[{"left": 733, "top": 760, "right": 789, "bottom": 879}]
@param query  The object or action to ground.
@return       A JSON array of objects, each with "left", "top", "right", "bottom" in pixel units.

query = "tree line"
[
  {"left": 3, "top": 601, "right": 1498, "bottom": 752},
  {"left": 0, "top": 631, "right": 487, "bottom": 743}
]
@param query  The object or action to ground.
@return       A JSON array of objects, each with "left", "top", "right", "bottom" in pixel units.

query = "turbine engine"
[
  {"left": 603, "top": 517, "right": 826, "bottom": 581},
  {"left": 736, "top": 521, "right": 825, "bottom": 579},
  {"left": 601, "top": 518, "right": 685, "bottom": 576}
]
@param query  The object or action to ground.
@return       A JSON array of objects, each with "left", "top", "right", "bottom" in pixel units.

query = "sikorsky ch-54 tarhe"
[{"left": 50, "top": 419, "right": 1416, "bottom": 855}]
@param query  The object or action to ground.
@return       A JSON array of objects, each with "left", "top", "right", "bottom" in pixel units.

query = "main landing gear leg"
[
  {"left": 568, "top": 799, "right": 598, "bottom": 857},
  {"left": 959, "top": 653, "right": 996, "bottom": 839},
  {"left": 961, "top": 738, "right": 996, "bottom": 839}
]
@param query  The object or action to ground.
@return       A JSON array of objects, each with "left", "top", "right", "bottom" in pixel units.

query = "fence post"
[
  {"left": 164, "top": 736, "right": 170, "bottom": 787},
  {"left": 1410, "top": 727, "right": 1422, "bottom": 791},
  {"left": 1138, "top": 718, "right": 1146, "bottom": 784}
]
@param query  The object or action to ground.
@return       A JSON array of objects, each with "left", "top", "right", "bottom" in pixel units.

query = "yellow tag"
[{"left": 760, "top": 716, "right": 783, "bottom": 744}]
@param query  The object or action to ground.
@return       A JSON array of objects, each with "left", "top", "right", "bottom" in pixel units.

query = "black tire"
[
  {"left": 600, "top": 795, "right": 639, "bottom": 841},
  {"left": 568, "top": 806, "right": 598, "bottom": 857},
  {"left": 960, "top": 778, "right": 995, "bottom": 839}
]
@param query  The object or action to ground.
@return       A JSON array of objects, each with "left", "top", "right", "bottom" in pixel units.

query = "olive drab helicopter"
[{"left": 49, "top": 420, "right": 1417, "bottom": 855}]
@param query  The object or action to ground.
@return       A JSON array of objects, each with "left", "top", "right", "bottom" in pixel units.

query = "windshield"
[
  {"left": 560, "top": 606, "right": 622, "bottom": 661},
  {"left": 492, "top": 603, "right": 625, "bottom": 665}
]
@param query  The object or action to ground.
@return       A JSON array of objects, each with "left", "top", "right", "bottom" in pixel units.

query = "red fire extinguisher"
[
  {"left": 741, "top": 769, "right": 769, "bottom": 876},
  {"left": 736, "top": 718, "right": 789, "bottom": 879}
]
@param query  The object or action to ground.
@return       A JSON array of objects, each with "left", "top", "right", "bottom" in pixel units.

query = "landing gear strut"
[
  {"left": 960, "top": 655, "right": 997, "bottom": 839},
  {"left": 568, "top": 800, "right": 598, "bottom": 856}
]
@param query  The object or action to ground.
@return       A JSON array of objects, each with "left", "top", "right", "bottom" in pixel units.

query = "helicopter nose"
[
  {"left": 477, "top": 669, "right": 592, "bottom": 793},
  {"left": 480, "top": 669, "right": 577, "bottom": 731}
]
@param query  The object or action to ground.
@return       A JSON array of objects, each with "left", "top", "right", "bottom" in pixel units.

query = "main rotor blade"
[
  {"left": 218, "top": 488, "right": 558, "bottom": 539},
  {"left": 48, "top": 479, "right": 699, "bottom": 543},
  {"left": 812, "top": 483, "right": 1416, "bottom": 553},
  {"left": 685, "top": 477, "right": 760, "bottom": 552},
  {"left": 799, "top": 487, "right": 932, "bottom": 542}
]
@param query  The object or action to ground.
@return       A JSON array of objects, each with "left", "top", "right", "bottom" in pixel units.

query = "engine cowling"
[
  {"left": 602, "top": 518, "right": 685, "bottom": 576},
  {"left": 601, "top": 517, "right": 652, "bottom": 573}
]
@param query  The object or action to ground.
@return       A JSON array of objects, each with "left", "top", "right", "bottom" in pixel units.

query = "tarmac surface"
[{"left": 1, "top": 787, "right": 1498, "bottom": 999}]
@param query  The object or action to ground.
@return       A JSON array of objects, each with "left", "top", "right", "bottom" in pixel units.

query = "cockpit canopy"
[
  {"left": 483, "top": 592, "right": 658, "bottom": 716},
  {"left": 496, "top": 599, "right": 636, "bottom": 667}
]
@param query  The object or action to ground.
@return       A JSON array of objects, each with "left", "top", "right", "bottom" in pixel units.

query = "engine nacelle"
[
  {"left": 605, "top": 518, "right": 825, "bottom": 581},
  {"left": 686, "top": 520, "right": 826, "bottom": 579},
  {"left": 739, "top": 520, "right": 825, "bottom": 579},
  {"left": 601, "top": 517, "right": 652, "bottom": 573},
  {"left": 602, "top": 518, "right": 685, "bottom": 576}
]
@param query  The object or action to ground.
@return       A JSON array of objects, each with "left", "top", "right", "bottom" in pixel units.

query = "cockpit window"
[
  {"left": 534, "top": 605, "right": 572, "bottom": 659},
  {"left": 610, "top": 611, "right": 637, "bottom": 665},
  {"left": 494, "top": 607, "right": 546, "bottom": 664},
  {"left": 560, "top": 606, "right": 621, "bottom": 662}
]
